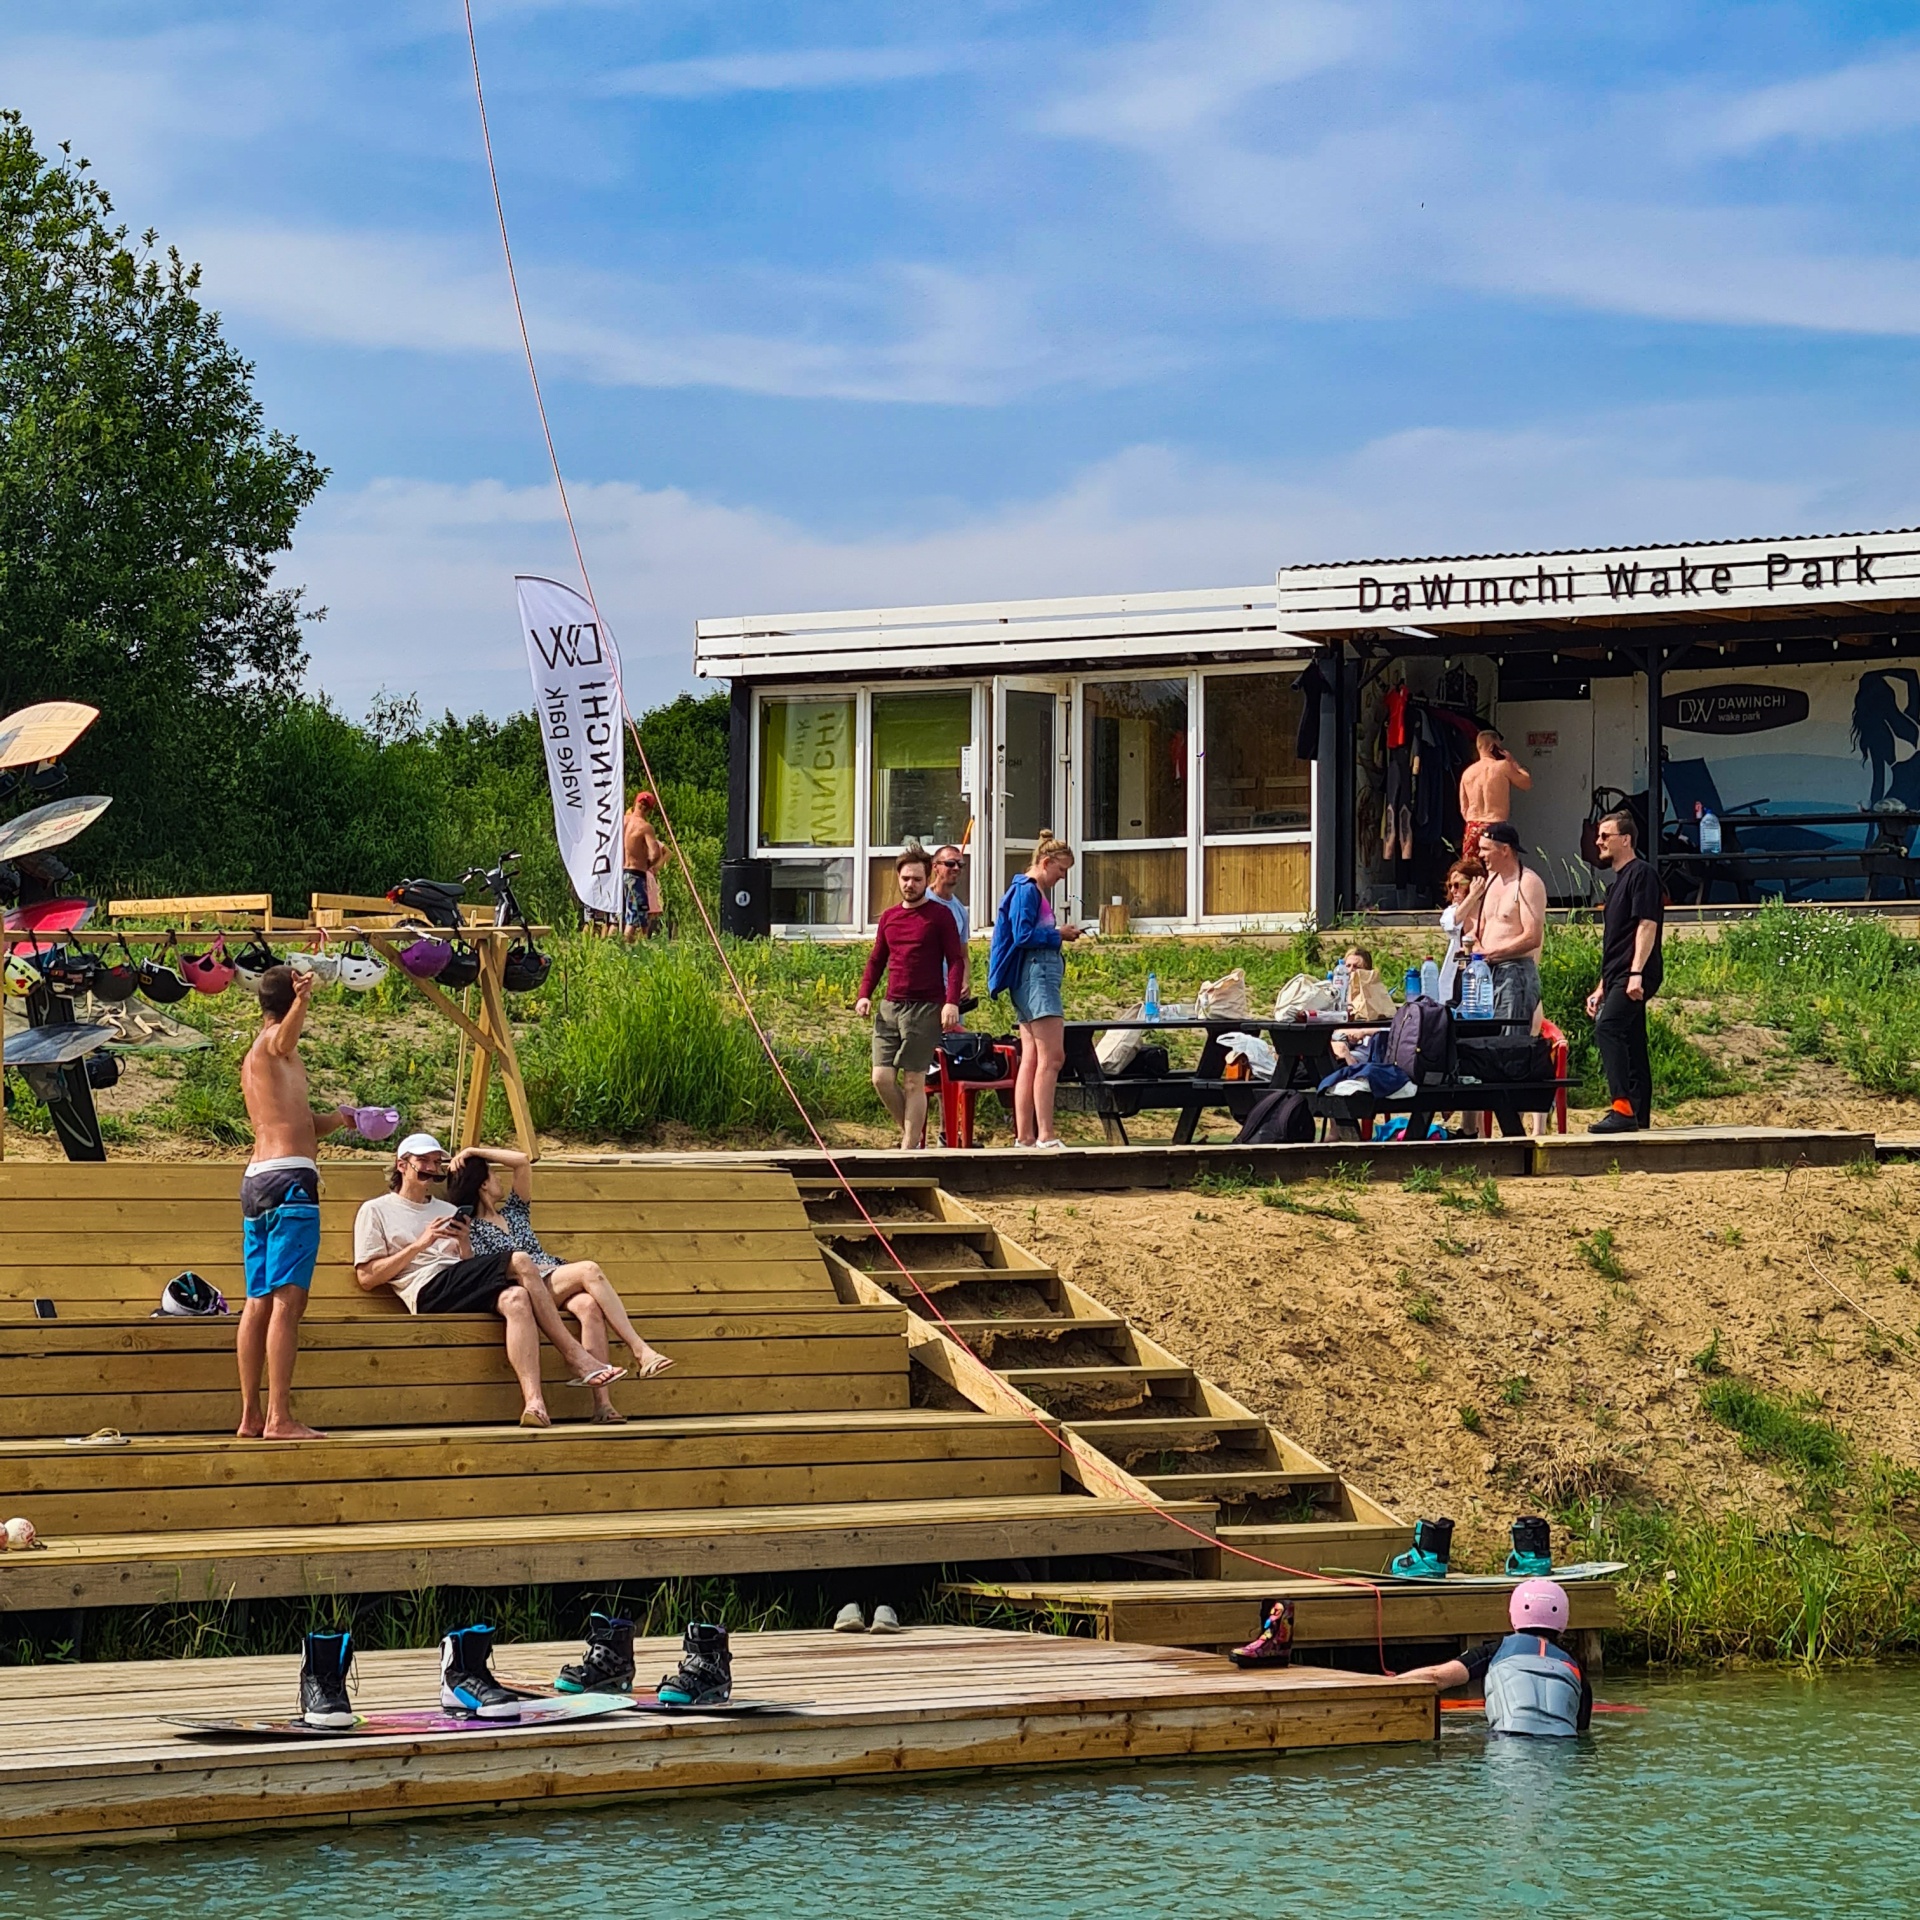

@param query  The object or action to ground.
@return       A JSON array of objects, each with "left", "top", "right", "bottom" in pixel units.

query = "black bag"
[
  {"left": 1234, "top": 1089, "right": 1314, "bottom": 1145},
  {"left": 937, "top": 1032, "right": 1008, "bottom": 1082},
  {"left": 1455, "top": 1035, "right": 1553, "bottom": 1085},
  {"left": 1120, "top": 1044, "right": 1170, "bottom": 1080}
]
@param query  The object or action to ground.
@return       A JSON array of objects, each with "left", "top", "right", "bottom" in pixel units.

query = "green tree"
[{"left": 0, "top": 110, "right": 326, "bottom": 887}]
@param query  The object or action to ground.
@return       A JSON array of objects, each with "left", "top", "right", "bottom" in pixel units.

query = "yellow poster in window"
[{"left": 759, "top": 699, "right": 855, "bottom": 847}]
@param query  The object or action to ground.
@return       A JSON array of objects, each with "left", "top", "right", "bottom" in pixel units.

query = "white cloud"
[
  {"left": 1692, "top": 48, "right": 1920, "bottom": 154},
  {"left": 600, "top": 44, "right": 976, "bottom": 99},
  {"left": 290, "top": 413, "right": 1902, "bottom": 719}
]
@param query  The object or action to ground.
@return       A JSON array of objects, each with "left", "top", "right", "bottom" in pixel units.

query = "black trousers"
[{"left": 1594, "top": 983, "right": 1651, "bottom": 1124}]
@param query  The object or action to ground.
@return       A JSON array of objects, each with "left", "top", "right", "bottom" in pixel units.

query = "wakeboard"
[
  {"left": 1323, "top": 1561, "right": 1629, "bottom": 1587},
  {"left": 3, "top": 899, "right": 93, "bottom": 941},
  {"left": 2, "top": 1022, "right": 116, "bottom": 1068},
  {"left": 165, "top": 1690, "right": 641, "bottom": 1741},
  {"left": 0, "top": 796, "right": 112, "bottom": 863},
  {"left": 630, "top": 1694, "right": 809, "bottom": 1716},
  {"left": 0, "top": 703, "right": 98, "bottom": 771}
]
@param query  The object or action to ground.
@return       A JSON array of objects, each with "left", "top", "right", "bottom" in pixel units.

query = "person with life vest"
[{"left": 1398, "top": 1578, "right": 1592, "bottom": 1738}]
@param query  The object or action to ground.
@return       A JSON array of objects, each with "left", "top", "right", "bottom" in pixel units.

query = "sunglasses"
[{"left": 933, "top": 860, "right": 961, "bottom": 869}]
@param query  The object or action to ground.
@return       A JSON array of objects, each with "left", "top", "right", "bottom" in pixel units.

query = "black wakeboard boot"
[
  {"left": 1506, "top": 1514, "right": 1553, "bottom": 1577},
  {"left": 299, "top": 1630, "right": 355, "bottom": 1729},
  {"left": 440, "top": 1623, "right": 540, "bottom": 1719},
  {"left": 656, "top": 1622, "right": 732, "bottom": 1707},
  {"left": 556, "top": 1612, "right": 636, "bottom": 1694},
  {"left": 1390, "top": 1515, "right": 1455, "bottom": 1580}
]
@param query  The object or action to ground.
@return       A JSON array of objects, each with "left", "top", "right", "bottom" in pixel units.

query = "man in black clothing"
[{"left": 1585, "top": 810, "right": 1664, "bottom": 1133}]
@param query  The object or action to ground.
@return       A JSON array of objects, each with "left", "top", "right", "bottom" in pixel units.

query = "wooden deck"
[
  {"left": 0, "top": 1627, "right": 1437, "bottom": 1850},
  {"left": 948, "top": 1576, "right": 1624, "bottom": 1653}
]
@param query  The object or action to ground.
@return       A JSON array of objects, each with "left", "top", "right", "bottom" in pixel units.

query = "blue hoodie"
[{"left": 987, "top": 873, "right": 1061, "bottom": 997}]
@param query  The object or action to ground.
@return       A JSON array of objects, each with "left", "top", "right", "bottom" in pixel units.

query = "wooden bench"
[{"left": 1308, "top": 1079, "right": 1570, "bottom": 1141}]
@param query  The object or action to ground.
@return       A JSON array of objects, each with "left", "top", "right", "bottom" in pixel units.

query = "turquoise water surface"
[{"left": 6, "top": 1667, "right": 1917, "bottom": 1919}]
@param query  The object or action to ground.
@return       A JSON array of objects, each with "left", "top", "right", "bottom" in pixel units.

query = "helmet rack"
[{"left": 5, "top": 894, "right": 551, "bottom": 1162}]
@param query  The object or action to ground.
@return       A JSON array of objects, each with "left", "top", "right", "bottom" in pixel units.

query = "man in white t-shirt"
[{"left": 353, "top": 1133, "right": 622, "bottom": 1427}]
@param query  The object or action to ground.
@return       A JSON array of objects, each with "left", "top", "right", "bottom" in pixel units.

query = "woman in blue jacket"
[{"left": 987, "top": 832, "right": 1082, "bottom": 1148}]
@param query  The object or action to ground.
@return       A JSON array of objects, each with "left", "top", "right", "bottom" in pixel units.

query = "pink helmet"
[
  {"left": 181, "top": 937, "right": 235, "bottom": 996},
  {"left": 1509, "top": 1577, "right": 1569, "bottom": 1633}
]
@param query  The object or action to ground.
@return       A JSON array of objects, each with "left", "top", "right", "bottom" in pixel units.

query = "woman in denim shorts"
[{"left": 985, "top": 831, "right": 1082, "bottom": 1148}]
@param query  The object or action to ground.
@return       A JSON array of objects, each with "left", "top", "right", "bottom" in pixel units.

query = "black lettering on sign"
[{"left": 1659, "top": 683, "right": 1811, "bottom": 736}]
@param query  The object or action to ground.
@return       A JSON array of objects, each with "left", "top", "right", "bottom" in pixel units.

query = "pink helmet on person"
[{"left": 1509, "top": 1577, "right": 1569, "bottom": 1633}]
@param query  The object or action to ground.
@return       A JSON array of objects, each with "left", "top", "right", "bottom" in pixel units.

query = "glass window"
[
  {"left": 769, "top": 859, "right": 854, "bottom": 927},
  {"left": 1085, "top": 849, "right": 1187, "bottom": 920},
  {"left": 1083, "top": 679, "right": 1188, "bottom": 842},
  {"left": 871, "top": 690, "right": 971, "bottom": 848},
  {"left": 1204, "top": 673, "right": 1309, "bottom": 834},
  {"left": 758, "top": 698, "right": 854, "bottom": 848}
]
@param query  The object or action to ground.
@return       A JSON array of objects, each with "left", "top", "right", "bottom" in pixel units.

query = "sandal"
[
  {"left": 566, "top": 1363, "right": 626, "bottom": 1390},
  {"left": 66, "top": 1427, "right": 129, "bottom": 1447},
  {"left": 519, "top": 1406, "right": 552, "bottom": 1428},
  {"left": 632, "top": 1351, "right": 674, "bottom": 1380},
  {"left": 590, "top": 1405, "right": 628, "bottom": 1424}
]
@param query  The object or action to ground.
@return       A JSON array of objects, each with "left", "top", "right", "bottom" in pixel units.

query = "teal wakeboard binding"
[
  {"left": 1390, "top": 1515, "right": 1454, "bottom": 1580},
  {"left": 1505, "top": 1514, "right": 1553, "bottom": 1578},
  {"left": 657, "top": 1622, "right": 732, "bottom": 1707}
]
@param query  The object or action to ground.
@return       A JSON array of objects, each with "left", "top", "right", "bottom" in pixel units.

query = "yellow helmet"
[{"left": 3, "top": 951, "right": 41, "bottom": 996}]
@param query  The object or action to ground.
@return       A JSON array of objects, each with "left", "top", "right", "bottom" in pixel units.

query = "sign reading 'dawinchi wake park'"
[
  {"left": 1659, "top": 684, "right": 1812, "bottom": 734},
  {"left": 1271, "top": 529, "right": 1920, "bottom": 630}
]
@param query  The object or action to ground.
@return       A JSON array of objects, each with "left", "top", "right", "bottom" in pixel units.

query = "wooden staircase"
[
  {"left": 0, "top": 1161, "right": 1207, "bottom": 1614},
  {"left": 803, "top": 1176, "right": 1410, "bottom": 1576}
]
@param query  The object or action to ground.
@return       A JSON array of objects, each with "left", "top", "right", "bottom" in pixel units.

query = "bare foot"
[
  {"left": 261, "top": 1418, "right": 327, "bottom": 1440},
  {"left": 236, "top": 1415, "right": 265, "bottom": 1439},
  {"left": 520, "top": 1404, "right": 552, "bottom": 1428}
]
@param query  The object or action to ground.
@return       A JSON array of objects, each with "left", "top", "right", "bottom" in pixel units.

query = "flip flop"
[
  {"left": 590, "top": 1405, "right": 628, "bottom": 1424},
  {"left": 566, "top": 1364, "right": 626, "bottom": 1390},
  {"left": 633, "top": 1352, "right": 675, "bottom": 1379},
  {"left": 519, "top": 1407, "right": 552, "bottom": 1428},
  {"left": 66, "top": 1427, "right": 129, "bottom": 1446}
]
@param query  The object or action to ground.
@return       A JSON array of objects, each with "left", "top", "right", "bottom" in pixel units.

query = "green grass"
[
  {"left": 1691, "top": 1330, "right": 1731, "bottom": 1376},
  {"left": 1498, "top": 1374, "right": 1532, "bottom": 1408},
  {"left": 1457, "top": 1404, "right": 1484, "bottom": 1433},
  {"left": 1700, "top": 1378, "right": 1847, "bottom": 1479},
  {"left": 1405, "top": 1291, "right": 1438, "bottom": 1325},
  {"left": 1575, "top": 1226, "right": 1627, "bottom": 1282},
  {"left": 1259, "top": 1189, "right": 1363, "bottom": 1225}
]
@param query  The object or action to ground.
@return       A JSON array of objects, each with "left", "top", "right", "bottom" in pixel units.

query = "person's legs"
[
  {"left": 548, "top": 1260, "right": 671, "bottom": 1375},
  {"left": 1627, "top": 996, "right": 1653, "bottom": 1126},
  {"left": 495, "top": 1285, "right": 550, "bottom": 1423},
  {"left": 1013, "top": 1021, "right": 1039, "bottom": 1144},
  {"left": 1029, "top": 1015, "right": 1066, "bottom": 1143},
  {"left": 238, "top": 1174, "right": 322, "bottom": 1440},
  {"left": 871, "top": 1063, "right": 905, "bottom": 1131},
  {"left": 263, "top": 1286, "right": 316, "bottom": 1438},
  {"left": 565, "top": 1290, "right": 622, "bottom": 1420},
  {"left": 1593, "top": 984, "right": 1650, "bottom": 1124},
  {"left": 236, "top": 1295, "right": 270, "bottom": 1438},
  {"left": 507, "top": 1252, "right": 615, "bottom": 1382},
  {"left": 898, "top": 1070, "right": 928, "bottom": 1150}
]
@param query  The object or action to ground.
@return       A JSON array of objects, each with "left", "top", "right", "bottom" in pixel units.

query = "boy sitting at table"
[{"left": 1330, "top": 946, "right": 1395, "bottom": 1068}]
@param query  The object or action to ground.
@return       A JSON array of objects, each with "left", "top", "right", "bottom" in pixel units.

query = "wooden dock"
[
  {"left": 948, "top": 1575, "right": 1623, "bottom": 1654},
  {"left": 0, "top": 1628, "right": 1437, "bottom": 1851}
]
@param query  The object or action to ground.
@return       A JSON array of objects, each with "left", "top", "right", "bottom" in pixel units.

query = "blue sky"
[{"left": 7, "top": 1, "right": 1920, "bottom": 718}]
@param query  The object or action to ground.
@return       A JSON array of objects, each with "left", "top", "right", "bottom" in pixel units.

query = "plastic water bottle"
[
  {"left": 1331, "top": 958, "right": 1349, "bottom": 1010},
  {"left": 1467, "top": 953, "right": 1494, "bottom": 1020},
  {"left": 1421, "top": 957, "right": 1440, "bottom": 1003},
  {"left": 1700, "top": 808, "right": 1722, "bottom": 855},
  {"left": 1144, "top": 971, "right": 1160, "bottom": 1023},
  {"left": 1404, "top": 966, "right": 1422, "bottom": 1002}
]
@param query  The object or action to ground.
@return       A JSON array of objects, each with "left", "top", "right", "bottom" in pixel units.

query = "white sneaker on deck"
[
  {"left": 869, "top": 1605, "right": 903, "bottom": 1635},
  {"left": 832, "top": 1602, "right": 866, "bottom": 1633}
]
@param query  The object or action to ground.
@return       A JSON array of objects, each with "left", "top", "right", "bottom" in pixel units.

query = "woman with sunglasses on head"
[{"left": 444, "top": 1146, "right": 672, "bottom": 1423}]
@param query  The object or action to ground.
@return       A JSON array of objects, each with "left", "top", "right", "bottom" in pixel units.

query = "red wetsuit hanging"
[{"left": 1385, "top": 684, "right": 1410, "bottom": 750}]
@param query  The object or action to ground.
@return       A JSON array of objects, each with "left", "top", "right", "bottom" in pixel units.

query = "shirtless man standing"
[
  {"left": 622, "top": 791, "right": 665, "bottom": 943},
  {"left": 1457, "top": 731, "right": 1532, "bottom": 864},
  {"left": 237, "top": 965, "right": 347, "bottom": 1439},
  {"left": 1461, "top": 823, "right": 1547, "bottom": 1028}
]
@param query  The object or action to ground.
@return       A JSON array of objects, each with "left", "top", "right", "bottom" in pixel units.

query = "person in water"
[{"left": 1399, "top": 1577, "right": 1592, "bottom": 1737}]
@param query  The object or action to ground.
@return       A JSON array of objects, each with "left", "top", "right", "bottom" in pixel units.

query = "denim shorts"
[{"left": 1008, "top": 947, "right": 1065, "bottom": 1024}]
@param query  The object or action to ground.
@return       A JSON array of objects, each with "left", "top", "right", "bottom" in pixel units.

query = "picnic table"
[
  {"left": 1667, "top": 808, "right": 1920, "bottom": 902},
  {"left": 1062, "top": 1014, "right": 1529, "bottom": 1146}
]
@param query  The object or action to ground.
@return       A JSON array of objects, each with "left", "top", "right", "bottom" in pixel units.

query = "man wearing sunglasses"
[
  {"left": 1584, "top": 810, "right": 1664, "bottom": 1134},
  {"left": 928, "top": 845, "right": 969, "bottom": 945}
]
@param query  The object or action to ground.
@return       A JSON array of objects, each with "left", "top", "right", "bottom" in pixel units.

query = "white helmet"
[
  {"left": 336, "top": 943, "right": 388, "bottom": 992},
  {"left": 290, "top": 947, "right": 341, "bottom": 985}
]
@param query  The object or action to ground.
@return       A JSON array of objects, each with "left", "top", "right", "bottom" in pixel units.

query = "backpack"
[
  {"left": 1384, "top": 1000, "right": 1454, "bottom": 1084},
  {"left": 937, "top": 1032, "right": 1009, "bottom": 1082},
  {"left": 1455, "top": 1035, "right": 1552, "bottom": 1085},
  {"left": 1234, "top": 1089, "right": 1314, "bottom": 1145}
]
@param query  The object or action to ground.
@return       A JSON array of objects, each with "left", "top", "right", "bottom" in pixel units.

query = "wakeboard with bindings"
[
  {"left": 0, "top": 796, "right": 112, "bottom": 864},
  {"left": 1324, "top": 1560, "right": 1629, "bottom": 1587},
  {"left": 166, "top": 1691, "right": 641, "bottom": 1741},
  {"left": 0, "top": 703, "right": 98, "bottom": 771},
  {"left": 2, "top": 1021, "right": 116, "bottom": 1067}
]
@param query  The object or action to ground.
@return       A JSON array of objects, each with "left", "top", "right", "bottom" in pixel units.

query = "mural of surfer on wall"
[{"left": 1851, "top": 668, "right": 1920, "bottom": 811}]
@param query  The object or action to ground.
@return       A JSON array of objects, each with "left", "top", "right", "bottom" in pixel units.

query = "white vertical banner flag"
[{"left": 515, "top": 575, "right": 624, "bottom": 918}]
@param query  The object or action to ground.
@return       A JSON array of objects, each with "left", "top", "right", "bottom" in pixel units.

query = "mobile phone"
[{"left": 33, "top": 1298, "right": 56, "bottom": 1320}]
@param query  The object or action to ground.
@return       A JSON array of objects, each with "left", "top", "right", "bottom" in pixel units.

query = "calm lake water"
[{"left": 7, "top": 1667, "right": 1917, "bottom": 1919}]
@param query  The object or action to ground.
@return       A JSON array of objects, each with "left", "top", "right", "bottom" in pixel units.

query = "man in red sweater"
[{"left": 855, "top": 849, "right": 968, "bottom": 1150}]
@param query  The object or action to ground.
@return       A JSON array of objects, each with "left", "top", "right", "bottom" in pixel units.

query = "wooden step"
[
  {"left": 1066, "top": 1417, "right": 1266, "bottom": 1448},
  {"left": 999, "top": 1366, "right": 1193, "bottom": 1392},
  {"left": 0, "top": 1411, "right": 1065, "bottom": 1534},
  {"left": 1137, "top": 1469, "right": 1342, "bottom": 1499},
  {"left": 0, "top": 1493, "right": 1220, "bottom": 1611},
  {"left": 941, "top": 1314, "right": 1127, "bottom": 1339}
]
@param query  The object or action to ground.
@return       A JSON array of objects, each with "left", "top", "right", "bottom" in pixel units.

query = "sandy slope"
[{"left": 974, "top": 1160, "right": 1920, "bottom": 1564}]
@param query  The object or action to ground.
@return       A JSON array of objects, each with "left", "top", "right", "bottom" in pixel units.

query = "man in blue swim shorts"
[{"left": 237, "top": 965, "right": 349, "bottom": 1439}]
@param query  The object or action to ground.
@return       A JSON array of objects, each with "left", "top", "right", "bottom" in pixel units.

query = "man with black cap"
[{"left": 1463, "top": 823, "right": 1546, "bottom": 1028}]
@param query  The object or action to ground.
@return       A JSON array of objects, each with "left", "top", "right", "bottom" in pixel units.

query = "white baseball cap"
[{"left": 394, "top": 1132, "right": 447, "bottom": 1161}]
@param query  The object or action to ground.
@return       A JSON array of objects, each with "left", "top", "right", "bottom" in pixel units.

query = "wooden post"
[{"left": 474, "top": 938, "right": 538, "bottom": 1159}]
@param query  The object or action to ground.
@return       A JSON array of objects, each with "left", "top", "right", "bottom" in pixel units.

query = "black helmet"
[
  {"left": 137, "top": 938, "right": 192, "bottom": 1005},
  {"left": 90, "top": 959, "right": 140, "bottom": 1002},
  {"left": 501, "top": 942, "right": 551, "bottom": 992},
  {"left": 438, "top": 939, "right": 482, "bottom": 991},
  {"left": 41, "top": 945, "right": 100, "bottom": 996}
]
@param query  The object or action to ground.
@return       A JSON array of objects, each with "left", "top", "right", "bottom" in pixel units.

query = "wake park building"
[{"left": 694, "top": 524, "right": 1920, "bottom": 936}]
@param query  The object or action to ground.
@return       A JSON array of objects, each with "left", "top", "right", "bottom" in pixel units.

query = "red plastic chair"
[{"left": 929, "top": 1043, "right": 1018, "bottom": 1148}]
